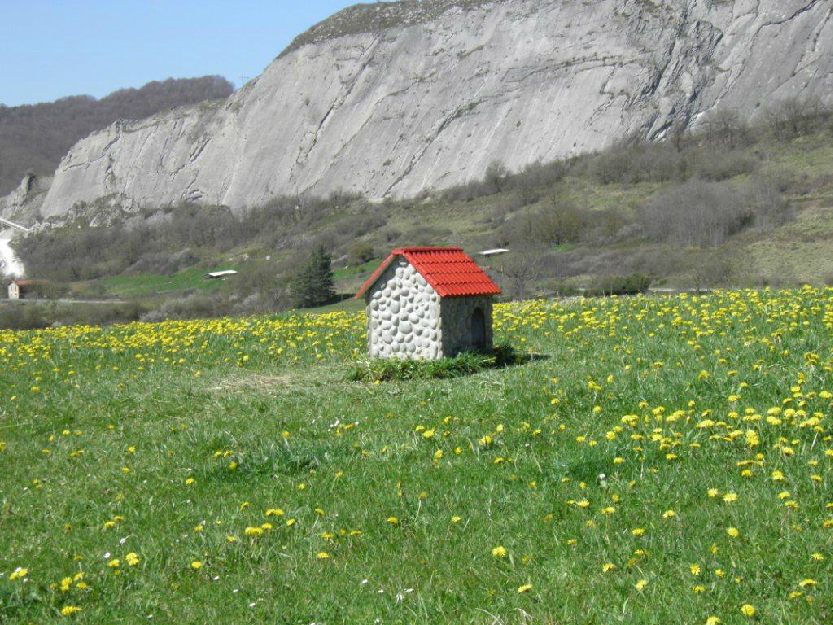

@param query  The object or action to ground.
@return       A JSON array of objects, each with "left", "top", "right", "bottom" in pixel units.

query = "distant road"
[
  {"left": 1, "top": 298, "right": 130, "bottom": 305},
  {"left": 0, "top": 217, "right": 31, "bottom": 232}
]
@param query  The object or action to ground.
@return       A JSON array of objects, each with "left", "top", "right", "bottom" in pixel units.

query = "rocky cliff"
[{"left": 16, "top": 0, "right": 833, "bottom": 218}]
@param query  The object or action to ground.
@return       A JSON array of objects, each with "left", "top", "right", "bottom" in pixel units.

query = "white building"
[{"left": 356, "top": 247, "right": 501, "bottom": 360}]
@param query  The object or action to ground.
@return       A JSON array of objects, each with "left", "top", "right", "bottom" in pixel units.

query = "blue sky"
[{"left": 0, "top": 0, "right": 357, "bottom": 106}]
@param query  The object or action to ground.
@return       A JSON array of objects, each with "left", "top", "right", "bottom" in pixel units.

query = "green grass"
[
  {"left": 92, "top": 265, "right": 237, "bottom": 297},
  {"left": 300, "top": 296, "right": 365, "bottom": 315},
  {"left": 332, "top": 258, "right": 379, "bottom": 281},
  {"left": 0, "top": 291, "right": 831, "bottom": 623}
]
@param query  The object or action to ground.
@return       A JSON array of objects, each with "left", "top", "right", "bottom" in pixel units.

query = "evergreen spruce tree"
[{"left": 291, "top": 245, "right": 335, "bottom": 308}]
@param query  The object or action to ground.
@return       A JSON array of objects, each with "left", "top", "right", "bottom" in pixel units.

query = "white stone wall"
[
  {"left": 441, "top": 296, "right": 493, "bottom": 357},
  {"left": 365, "top": 258, "right": 442, "bottom": 360}
]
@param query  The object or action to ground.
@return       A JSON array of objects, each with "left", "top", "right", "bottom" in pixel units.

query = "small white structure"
[
  {"left": 206, "top": 270, "right": 238, "bottom": 279},
  {"left": 479, "top": 248, "right": 509, "bottom": 257},
  {"left": 8, "top": 280, "right": 21, "bottom": 300},
  {"left": 356, "top": 247, "right": 501, "bottom": 360}
]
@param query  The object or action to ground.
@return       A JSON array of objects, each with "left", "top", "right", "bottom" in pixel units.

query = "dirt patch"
[{"left": 210, "top": 372, "right": 299, "bottom": 393}]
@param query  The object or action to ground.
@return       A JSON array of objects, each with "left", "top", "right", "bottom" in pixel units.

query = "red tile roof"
[{"left": 355, "top": 247, "right": 501, "bottom": 299}]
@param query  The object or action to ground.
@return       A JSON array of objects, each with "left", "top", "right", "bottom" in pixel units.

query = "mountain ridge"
[{"left": 3, "top": 0, "right": 833, "bottom": 222}]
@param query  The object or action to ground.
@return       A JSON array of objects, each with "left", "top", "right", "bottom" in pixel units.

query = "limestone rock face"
[
  {"left": 0, "top": 174, "right": 52, "bottom": 224},
  {"left": 23, "top": 0, "right": 833, "bottom": 217}
]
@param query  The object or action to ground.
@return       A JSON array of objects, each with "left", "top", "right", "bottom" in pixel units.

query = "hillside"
[
  {"left": 4, "top": 99, "right": 832, "bottom": 327},
  {"left": 3, "top": 0, "right": 831, "bottom": 220},
  {"left": 0, "top": 76, "right": 233, "bottom": 196}
]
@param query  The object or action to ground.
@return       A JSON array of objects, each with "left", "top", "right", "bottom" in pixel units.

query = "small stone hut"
[{"left": 355, "top": 247, "right": 501, "bottom": 360}]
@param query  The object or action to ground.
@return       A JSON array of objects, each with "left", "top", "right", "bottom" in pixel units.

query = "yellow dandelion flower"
[
  {"left": 635, "top": 579, "right": 648, "bottom": 590},
  {"left": 727, "top": 527, "right": 739, "bottom": 538},
  {"left": 9, "top": 567, "right": 28, "bottom": 581},
  {"left": 517, "top": 583, "right": 532, "bottom": 593},
  {"left": 492, "top": 546, "right": 507, "bottom": 558},
  {"left": 740, "top": 604, "right": 755, "bottom": 617},
  {"left": 60, "top": 606, "right": 82, "bottom": 616}
]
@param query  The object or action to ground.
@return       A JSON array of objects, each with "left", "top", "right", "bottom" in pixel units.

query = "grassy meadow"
[{"left": 1, "top": 289, "right": 831, "bottom": 623}]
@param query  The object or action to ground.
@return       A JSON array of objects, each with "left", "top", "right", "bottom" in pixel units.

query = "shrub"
[
  {"left": 140, "top": 293, "right": 229, "bottom": 322},
  {"left": 639, "top": 180, "right": 752, "bottom": 247},
  {"left": 765, "top": 97, "right": 829, "bottom": 140},
  {"left": 585, "top": 273, "right": 651, "bottom": 297},
  {"left": 694, "top": 150, "right": 759, "bottom": 181},
  {"left": 347, "top": 241, "right": 375, "bottom": 265},
  {"left": 348, "top": 345, "right": 524, "bottom": 382}
]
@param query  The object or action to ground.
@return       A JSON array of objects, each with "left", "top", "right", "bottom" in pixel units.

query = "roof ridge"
[
  {"left": 356, "top": 247, "right": 500, "bottom": 299},
  {"left": 395, "top": 246, "right": 463, "bottom": 253}
]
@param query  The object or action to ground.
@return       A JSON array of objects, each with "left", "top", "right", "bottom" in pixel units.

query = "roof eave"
[{"left": 354, "top": 252, "right": 399, "bottom": 299}]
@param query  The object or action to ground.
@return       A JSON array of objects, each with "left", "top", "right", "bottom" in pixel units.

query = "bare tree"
[
  {"left": 701, "top": 108, "right": 751, "bottom": 149},
  {"left": 496, "top": 253, "right": 543, "bottom": 300}
]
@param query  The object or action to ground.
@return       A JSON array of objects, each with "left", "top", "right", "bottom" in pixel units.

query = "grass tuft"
[{"left": 348, "top": 344, "right": 528, "bottom": 381}]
